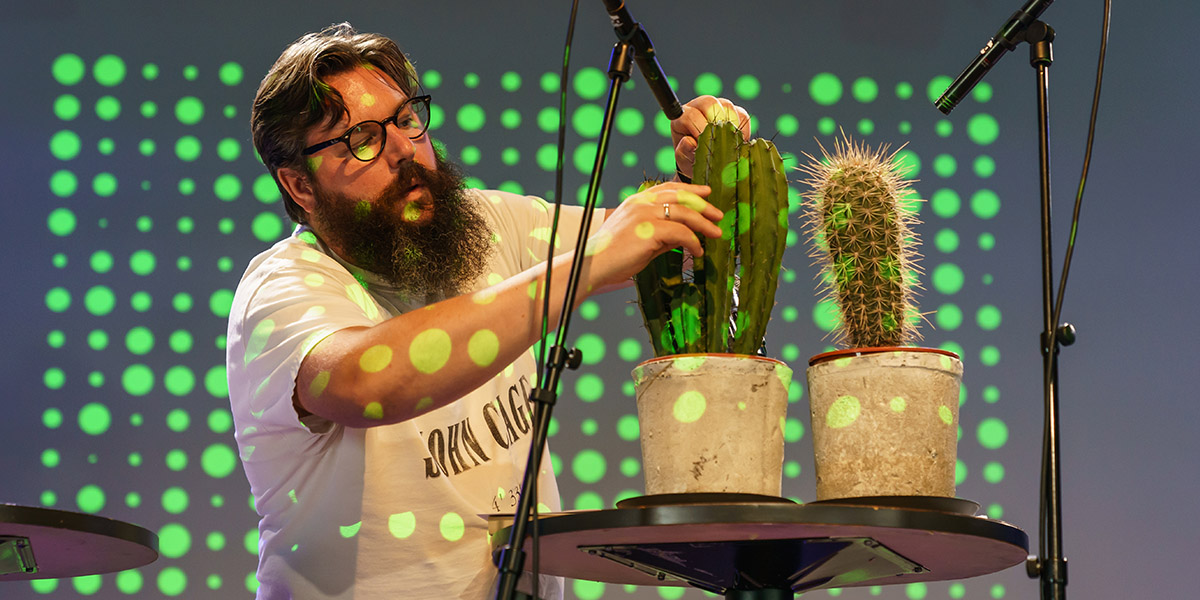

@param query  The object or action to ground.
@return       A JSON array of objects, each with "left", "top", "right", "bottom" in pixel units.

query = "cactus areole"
[
  {"left": 633, "top": 120, "right": 789, "bottom": 357},
  {"left": 800, "top": 135, "right": 924, "bottom": 349}
]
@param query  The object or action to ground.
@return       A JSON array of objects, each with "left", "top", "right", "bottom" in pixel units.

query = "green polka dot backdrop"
[{"left": 5, "top": 3, "right": 1186, "bottom": 600}]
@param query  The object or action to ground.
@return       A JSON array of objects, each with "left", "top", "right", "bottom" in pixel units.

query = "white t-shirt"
[{"left": 226, "top": 189, "right": 600, "bottom": 599}]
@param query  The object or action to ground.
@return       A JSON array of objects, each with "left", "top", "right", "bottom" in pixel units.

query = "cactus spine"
[
  {"left": 633, "top": 120, "right": 789, "bottom": 357},
  {"left": 799, "top": 135, "right": 923, "bottom": 348}
]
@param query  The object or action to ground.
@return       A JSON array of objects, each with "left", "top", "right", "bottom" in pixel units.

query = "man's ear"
[{"left": 278, "top": 167, "right": 317, "bottom": 215}]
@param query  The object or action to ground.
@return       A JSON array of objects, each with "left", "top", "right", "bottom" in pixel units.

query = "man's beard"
[{"left": 310, "top": 153, "right": 493, "bottom": 301}]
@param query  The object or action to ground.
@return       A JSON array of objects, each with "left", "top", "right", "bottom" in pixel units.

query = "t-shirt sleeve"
[
  {"left": 472, "top": 190, "right": 605, "bottom": 273},
  {"left": 226, "top": 243, "right": 386, "bottom": 458}
]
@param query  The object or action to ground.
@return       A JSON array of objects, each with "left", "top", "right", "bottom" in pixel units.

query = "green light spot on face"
[
  {"left": 932, "top": 263, "right": 965, "bottom": 295},
  {"left": 938, "top": 405, "right": 954, "bottom": 426},
  {"left": 359, "top": 344, "right": 394, "bottom": 373},
  {"left": 76, "top": 484, "right": 106, "bottom": 513},
  {"left": 571, "top": 449, "right": 607, "bottom": 484},
  {"left": 826, "top": 395, "right": 861, "bottom": 429},
  {"left": 387, "top": 512, "right": 416, "bottom": 539},
  {"left": 439, "top": 512, "right": 465, "bottom": 541},
  {"left": 575, "top": 373, "right": 604, "bottom": 402},
  {"left": 890, "top": 397, "right": 907, "bottom": 412},
  {"left": 673, "top": 391, "right": 706, "bottom": 424},
  {"left": 409, "top": 329, "right": 452, "bottom": 374},
  {"left": 809, "top": 73, "right": 843, "bottom": 105}
]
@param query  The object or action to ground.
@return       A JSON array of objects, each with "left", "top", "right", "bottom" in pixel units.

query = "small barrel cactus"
[
  {"left": 798, "top": 134, "right": 923, "bottom": 348},
  {"left": 633, "top": 120, "right": 789, "bottom": 357}
]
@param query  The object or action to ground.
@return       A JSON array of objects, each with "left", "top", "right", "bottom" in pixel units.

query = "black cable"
[{"left": 531, "top": 1, "right": 581, "bottom": 597}]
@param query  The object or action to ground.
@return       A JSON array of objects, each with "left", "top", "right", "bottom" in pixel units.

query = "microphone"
[
  {"left": 601, "top": 0, "right": 683, "bottom": 119},
  {"left": 935, "top": 0, "right": 1055, "bottom": 114}
]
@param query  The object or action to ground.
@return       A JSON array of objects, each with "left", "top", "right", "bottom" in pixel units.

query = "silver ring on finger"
[{"left": 662, "top": 203, "right": 671, "bottom": 220}]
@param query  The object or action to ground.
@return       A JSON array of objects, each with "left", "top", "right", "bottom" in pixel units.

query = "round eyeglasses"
[{"left": 301, "top": 95, "right": 432, "bottom": 162}]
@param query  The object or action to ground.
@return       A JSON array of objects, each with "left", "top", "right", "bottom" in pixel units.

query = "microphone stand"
[
  {"left": 1022, "top": 21, "right": 1072, "bottom": 600},
  {"left": 492, "top": 39, "right": 636, "bottom": 600}
]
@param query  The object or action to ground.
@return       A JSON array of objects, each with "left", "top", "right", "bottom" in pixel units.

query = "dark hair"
[{"left": 251, "top": 23, "right": 420, "bottom": 224}]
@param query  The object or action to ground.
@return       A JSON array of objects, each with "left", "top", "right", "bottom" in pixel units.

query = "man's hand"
[
  {"left": 584, "top": 182, "right": 723, "bottom": 290},
  {"left": 670, "top": 95, "right": 752, "bottom": 181}
]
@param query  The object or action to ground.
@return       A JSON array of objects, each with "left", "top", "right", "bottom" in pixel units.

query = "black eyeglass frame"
[{"left": 300, "top": 94, "right": 432, "bottom": 161}]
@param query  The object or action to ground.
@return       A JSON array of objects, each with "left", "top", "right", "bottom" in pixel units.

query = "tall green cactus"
[
  {"left": 633, "top": 120, "right": 789, "bottom": 357},
  {"left": 798, "top": 135, "right": 923, "bottom": 348}
]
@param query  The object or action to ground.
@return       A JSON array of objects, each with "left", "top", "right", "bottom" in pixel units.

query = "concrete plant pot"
[
  {"left": 806, "top": 347, "right": 963, "bottom": 500},
  {"left": 632, "top": 354, "right": 792, "bottom": 497}
]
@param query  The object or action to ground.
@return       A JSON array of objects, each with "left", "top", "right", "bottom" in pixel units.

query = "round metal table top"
[
  {"left": 0, "top": 504, "right": 159, "bottom": 581},
  {"left": 488, "top": 500, "right": 1027, "bottom": 589}
]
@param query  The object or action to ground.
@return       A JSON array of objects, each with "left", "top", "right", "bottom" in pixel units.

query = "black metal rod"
[
  {"left": 493, "top": 39, "right": 634, "bottom": 600},
  {"left": 1030, "top": 26, "right": 1067, "bottom": 600}
]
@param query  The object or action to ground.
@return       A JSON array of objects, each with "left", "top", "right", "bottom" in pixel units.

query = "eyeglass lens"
[{"left": 347, "top": 99, "right": 429, "bottom": 161}]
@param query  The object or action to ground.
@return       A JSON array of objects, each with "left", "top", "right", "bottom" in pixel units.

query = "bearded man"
[{"left": 227, "top": 22, "right": 749, "bottom": 600}]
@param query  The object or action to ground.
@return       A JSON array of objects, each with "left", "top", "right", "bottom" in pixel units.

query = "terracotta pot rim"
[
  {"left": 637, "top": 353, "right": 786, "bottom": 368},
  {"left": 807, "top": 346, "right": 961, "bottom": 367}
]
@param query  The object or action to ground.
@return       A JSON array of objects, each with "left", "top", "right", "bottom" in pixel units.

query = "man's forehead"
[{"left": 311, "top": 66, "right": 407, "bottom": 137}]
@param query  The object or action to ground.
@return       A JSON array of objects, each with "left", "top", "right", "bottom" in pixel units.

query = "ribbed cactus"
[
  {"left": 799, "top": 134, "right": 923, "bottom": 348},
  {"left": 633, "top": 120, "right": 789, "bottom": 357}
]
